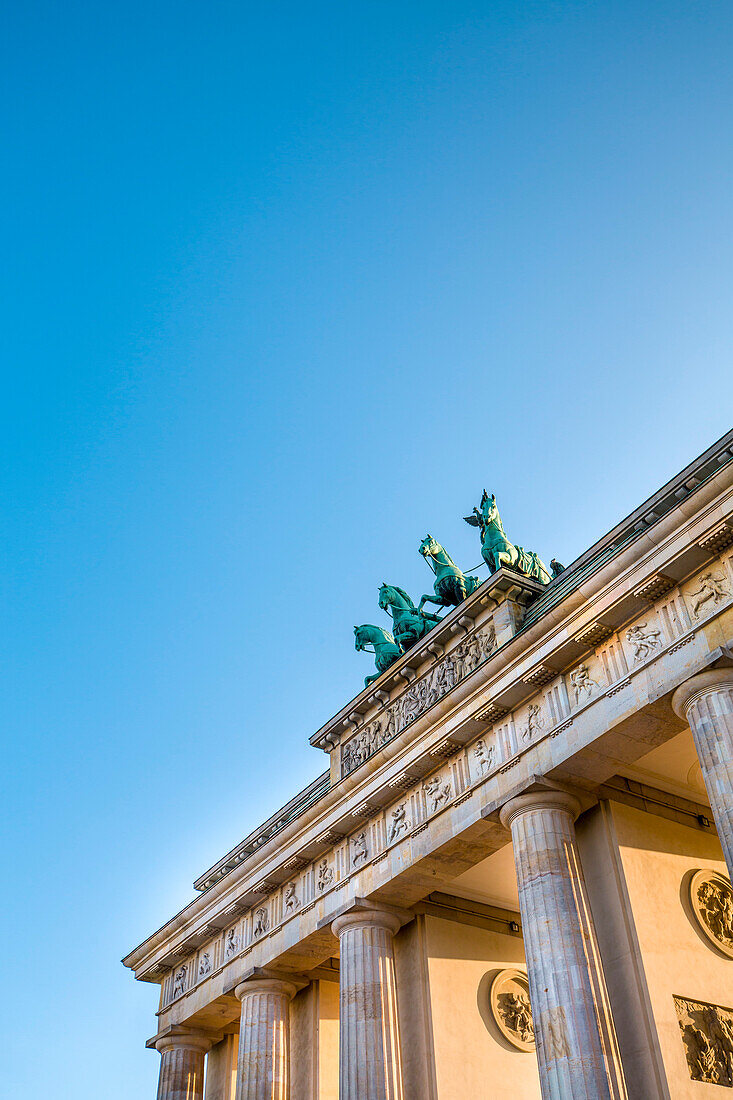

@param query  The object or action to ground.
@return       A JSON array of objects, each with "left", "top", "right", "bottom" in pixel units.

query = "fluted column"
[
  {"left": 332, "top": 906, "right": 405, "bottom": 1100},
  {"left": 155, "top": 1029, "right": 212, "bottom": 1100},
  {"left": 673, "top": 670, "right": 733, "bottom": 878},
  {"left": 234, "top": 978, "right": 297, "bottom": 1100},
  {"left": 500, "top": 791, "right": 627, "bottom": 1100}
]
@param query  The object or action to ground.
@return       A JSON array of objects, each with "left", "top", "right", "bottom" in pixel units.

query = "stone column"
[
  {"left": 234, "top": 978, "right": 298, "bottom": 1100},
  {"left": 500, "top": 791, "right": 627, "bottom": 1100},
  {"left": 155, "top": 1029, "right": 212, "bottom": 1100},
  {"left": 204, "top": 1034, "right": 237, "bottom": 1100},
  {"left": 332, "top": 906, "right": 405, "bottom": 1100},
  {"left": 673, "top": 670, "right": 733, "bottom": 878}
]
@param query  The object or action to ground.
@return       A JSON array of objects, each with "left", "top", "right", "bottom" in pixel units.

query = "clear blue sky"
[{"left": 2, "top": 1, "right": 732, "bottom": 1094}]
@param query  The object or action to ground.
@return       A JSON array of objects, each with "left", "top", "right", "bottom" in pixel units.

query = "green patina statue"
[
  {"left": 378, "top": 583, "right": 441, "bottom": 652},
  {"left": 464, "top": 491, "right": 551, "bottom": 584},
  {"left": 417, "top": 535, "right": 481, "bottom": 611},
  {"left": 354, "top": 624, "right": 402, "bottom": 687}
]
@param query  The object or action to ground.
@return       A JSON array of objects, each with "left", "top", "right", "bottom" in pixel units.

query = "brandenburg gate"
[{"left": 124, "top": 429, "right": 733, "bottom": 1099}]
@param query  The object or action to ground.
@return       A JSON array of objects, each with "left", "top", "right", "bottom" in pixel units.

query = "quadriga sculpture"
[
  {"left": 378, "top": 583, "right": 441, "bottom": 652},
  {"left": 354, "top": 624, "right": 401, "bottom": 687},
  {"left": 417, "top": 534, "right": 481, "bottom": 612},
  {"left": 464, "top": 491, "right": 551, "bottom": 584}
]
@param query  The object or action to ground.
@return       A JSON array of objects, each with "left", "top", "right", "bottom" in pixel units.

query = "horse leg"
[{"left": 418, "top": 593, "right": 451, "bottom": 612}]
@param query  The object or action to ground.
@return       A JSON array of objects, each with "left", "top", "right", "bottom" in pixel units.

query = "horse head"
[
  {"left": 419, "top": 534, "right": 441, "bottom": 559},
  {"left": 379, "top": 584, "right": 416, "bottom": 613},
  {"left": 481, "top": 491, "right": 499, "bottom": 524},
  {"left": 355, "top": 623, "right": 394, "bottom": 651}
]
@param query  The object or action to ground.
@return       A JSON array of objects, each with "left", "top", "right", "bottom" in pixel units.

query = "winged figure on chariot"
[{"left": 464, "top": 491, "right": 551, "bottom": 584}]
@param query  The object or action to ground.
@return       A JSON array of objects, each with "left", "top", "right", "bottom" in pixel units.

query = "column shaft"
[
  {"left": 234, "top": 979, "right": 296, "bottom": 1100},
  {"left": 502, "top": 793, "right": 627, "bottom": 1100},
  {"left": 673, "top": 672, "right": 733, "bottom": 878},
  {"left": 333, "top": 909, "right": 404, "bottom": 1100}
]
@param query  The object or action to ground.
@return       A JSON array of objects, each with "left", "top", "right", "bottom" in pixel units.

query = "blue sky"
[{"left": 2, "top": 1, "right": 733, "bottom": 1094}]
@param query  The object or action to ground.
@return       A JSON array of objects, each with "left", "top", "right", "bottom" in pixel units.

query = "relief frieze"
[
  {"left": 172, "top": 964, "right": 187, "bottom": 998},
  {"left": 688, "top": 870, "right": 733, "bottom": 959},
  {"left": 489, "top": 969, "right": 535, "bottom": 1052},
  {"left": 341, "top": 623, "right": 496, "bottom": 777},
  {"left": 675, "top": 996, "right": 733, "bottom": 1086},
  {"left": 424, "top": 773, "right": 452, "bottom": 812},
  {"left": 387, "top": 802, "right": 411, "bottom": 843},
  {"left": 224, "top": 928, "right": 239, "bottom": 959},
  {"left": 625, "top": 621, "right": 662, "bottom": 662},
  {"left": 689, "top": 571, "right": 731, "bottom": 619},
  {"left": 284, "top": 881, "right": 300, "bottom": 913},
  {"left": 570, "top": 662, "right": 599, "bottom": 703}
]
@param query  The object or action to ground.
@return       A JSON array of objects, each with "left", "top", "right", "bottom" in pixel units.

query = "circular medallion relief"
[
  {"left": 489, "top": 968, "right": 535, "bottom": 1052},
  {"left": 689, "top": 869, "right": 733, "bottom": 959}
]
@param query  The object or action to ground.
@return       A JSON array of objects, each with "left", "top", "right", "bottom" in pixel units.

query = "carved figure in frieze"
[
  {"left": 464, "top": 491, "right": 551, "bottom": 584},
  {"left": 426, "top": 660, "right": 454, "bottom": 708},
  {"left": 689, "top": 571, "right": 731, "bottom": 618},
  {"left": 452, "top": 627, "right": 495, "bottom": 681},
  {"left": 284, "top": 881, "right": 300, "bottom": 913},
  {"left": 341, "top": 711, "right": 400, "bottom": 779},
  {"left": 198, "top": 952, "right": 211, "bottom": 979},
  {"left": 452, "top": 636, "right": 480, "bottom": 681},
  {"left": 401, "top": 679, "right": 427, "bottom": 727},
  {"left": 354, "top": 624, "right": 401, "bottom": 687},
  {"left": 501, "top": 992, "right": 534, "bottom": 1045},
  {"left": 417, "top": 535, "right": 481, "bottom": 612},
  {"left": 352, "top": 831, "right": 368, "bottom": 866},
  {"left": 626, "top": 622, "right": 661, "bottom": 661},
  {"left": 489, "top": 969, "right": 535, "bottom": 1051},
  {"left": 253, "top": 908, "right": 269, "bottom": 937},
  {"left": 521, "top": 703, "right": 544, "bottom": 742},
  {"left": 474, "top": 739, "right": 494, "bottom": 775},
  {"left": 382, "top": 704, "right": 399, "bottom": 742},
  {"left": 341, "top": 739, "right": 354, "bottom": 774},
  {"left": 704, "top": 1007, "right": 733, "bottom": 1084},
  {"left": 173, "top": 965, "right": 187, "bottom": 998},
  {"left": 316, "top": 859, "right": 334, "bottom": 892},
  {"left": 697, "top": 878, "right": 733, "bottom": 951},
  {"left": 378, "top": 584, "right": 442, "bottom": 653},
  {"left": 424, "top": 774, "right": 452, "bottom": 812},
  {"left": 387, "top": 803, "right": 411, "bottom": 843},
  {"left": 477, "top": 625, "right": 497, "bottom": 659},
  {"left": 225, "top": 928, "right": 239, "bottom": 958},
  {"left": 570, "top": 663, "right": 599, "bottom": 703},
  {"left": 684, "top": 1022, "right": 719, "bottom": 1083}
]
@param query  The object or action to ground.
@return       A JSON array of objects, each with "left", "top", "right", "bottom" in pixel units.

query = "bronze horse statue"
[{"left": 464, "top": 492, "right": 551, "bottom": 584}]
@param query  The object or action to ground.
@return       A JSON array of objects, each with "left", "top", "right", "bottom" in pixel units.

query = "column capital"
[
  {"left": 499, "top": 788, "right": 581, "bottom": 830},
  {"left": 672, "top": 669, "right": 733, "bottom": 718},
  {"left": 234, "top": 976, "right": 300, "bottom": 1001},
  {"left": 154, "top": 1026, "right": 215, "bottom": 1056},
  {"left": 329, "top": 899, "right": 412, "bottom": 939}
]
